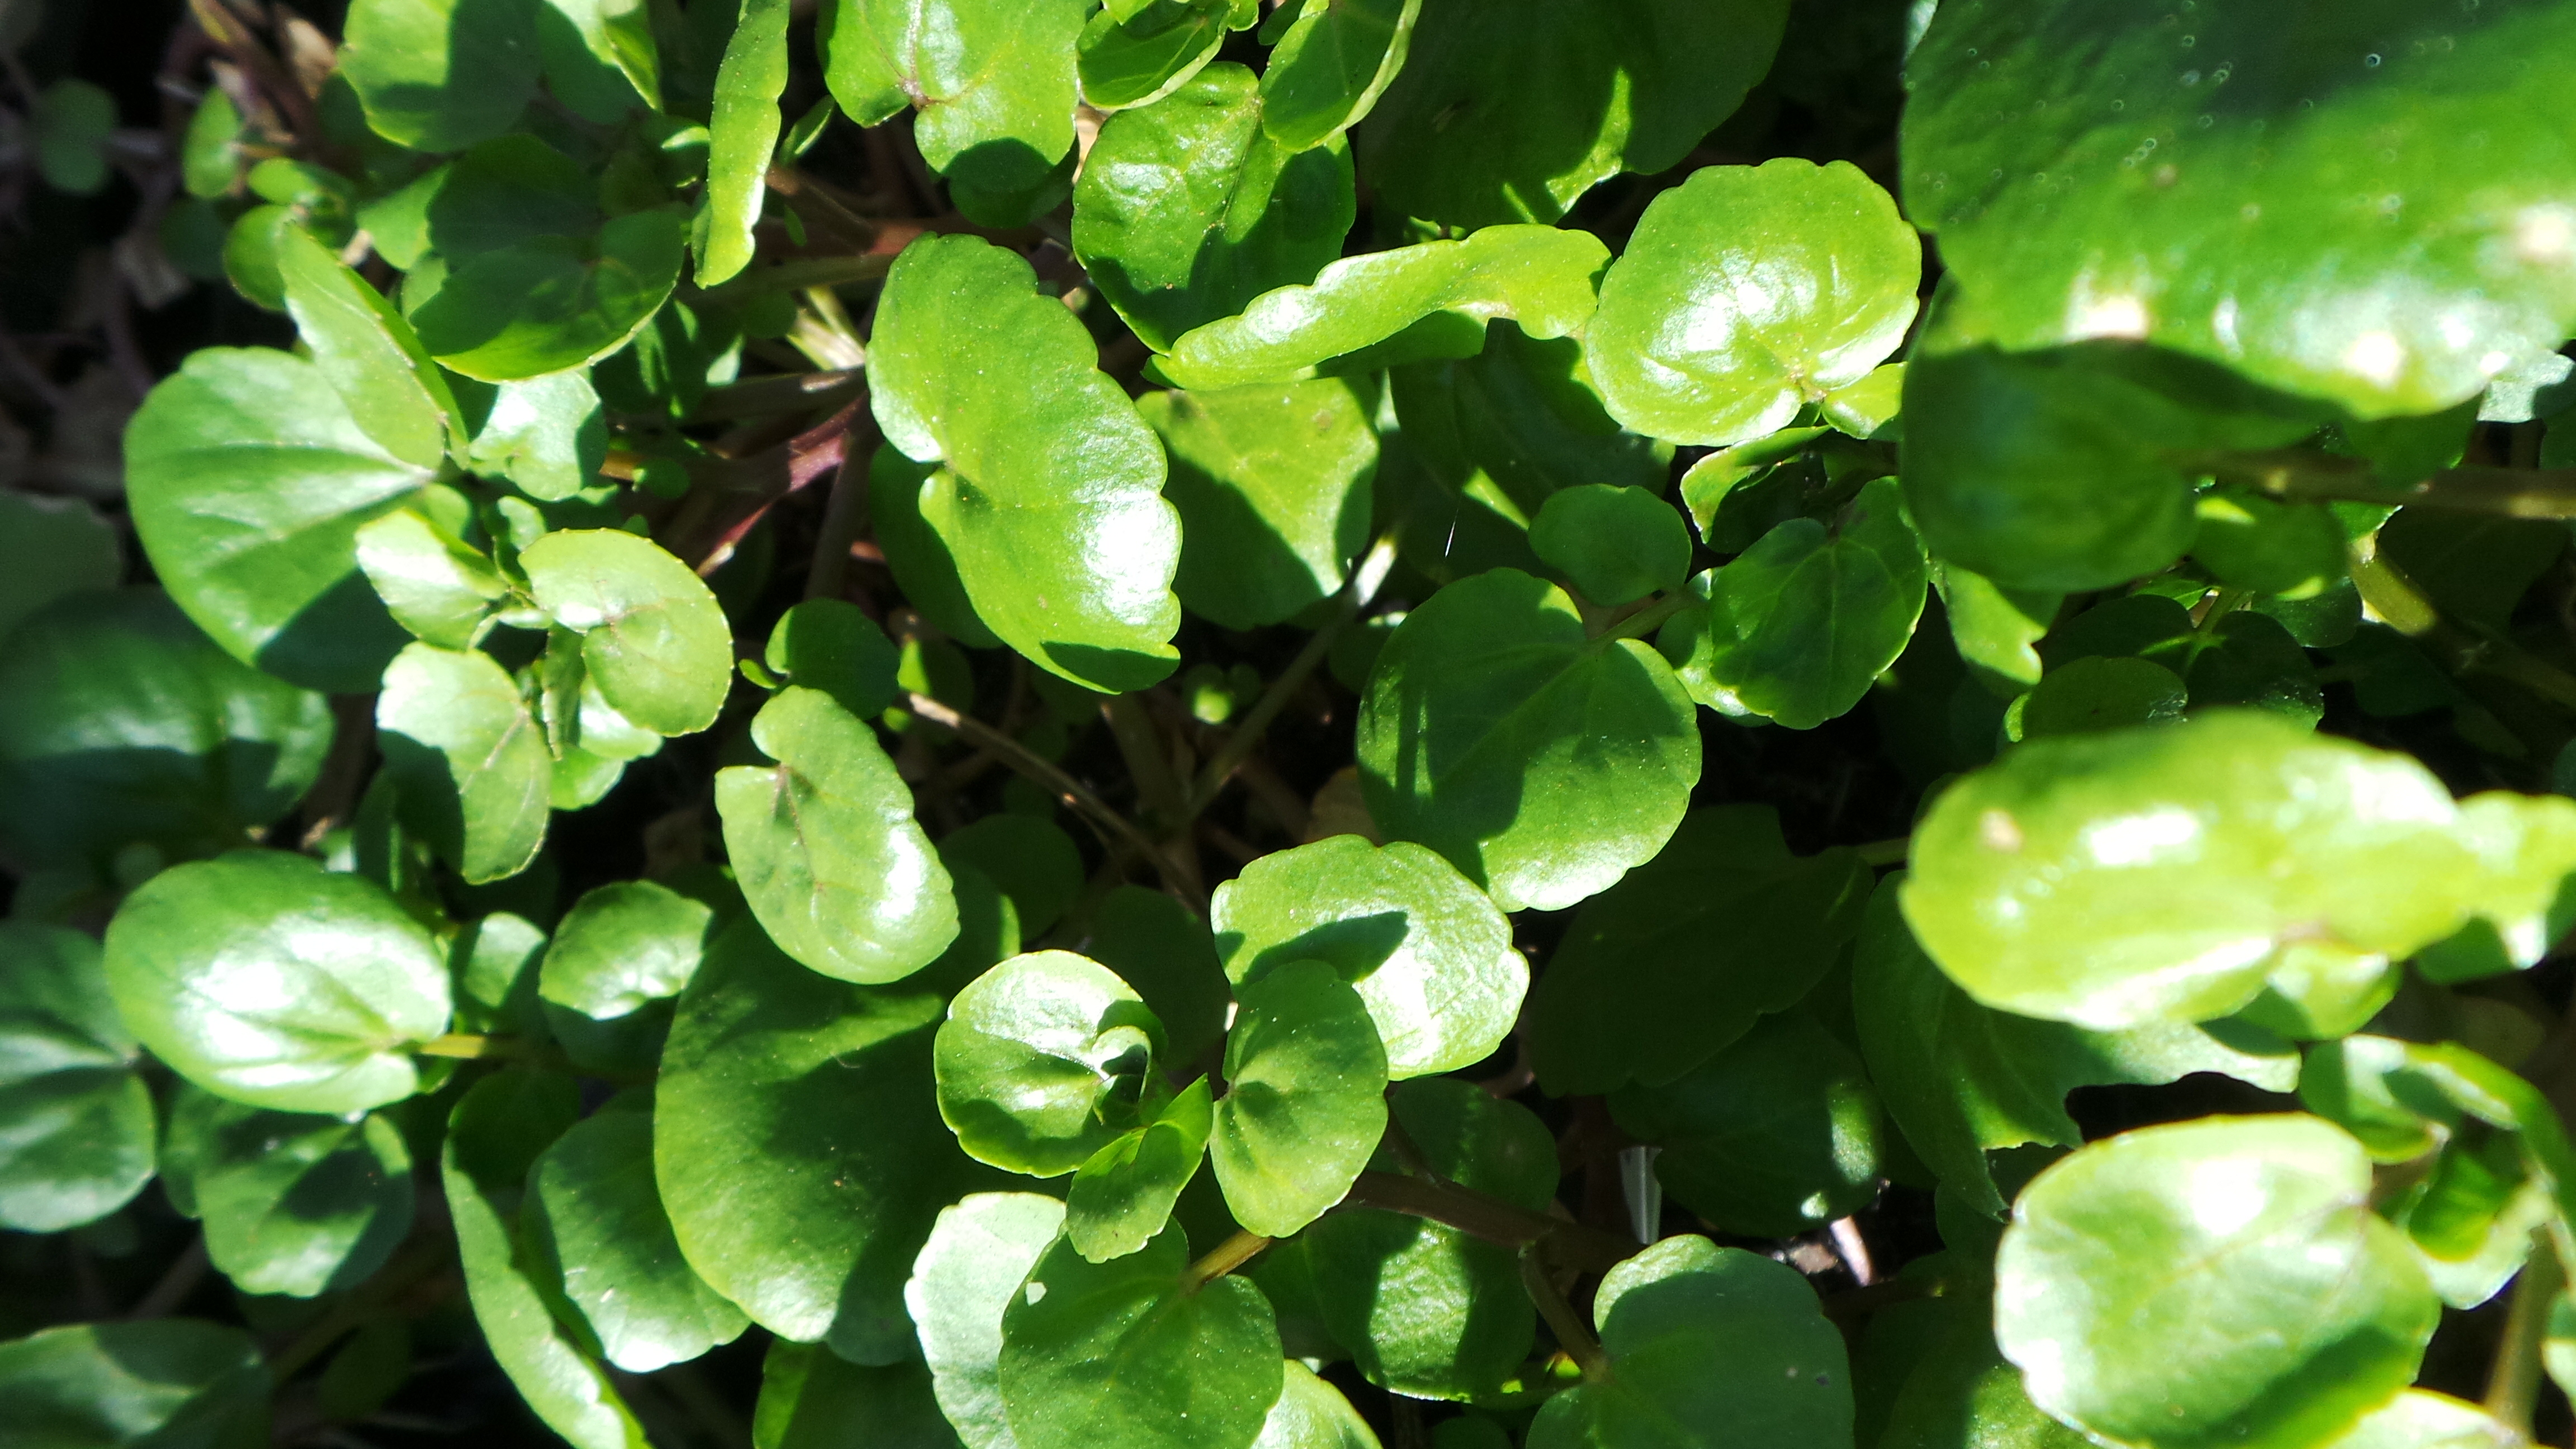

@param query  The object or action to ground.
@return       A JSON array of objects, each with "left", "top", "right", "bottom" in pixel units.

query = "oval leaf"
[
  {"left": 376, "top": 641, "right": 553, "bottom": 885},
  {"left": 935, "top": 950, "right": 1166, "bottom": 1177},
  {"left": 1210, "top": 960, "right": 1389, "bottom": 1237},
  {"left": 521, "top": 528, "right": 733, "bottom": 737},
  {"left": 906, "top": 1191, "right": 1068, "bottom": 1449},
  {"left": 0, "top": 923, "right": 155, "bottom": 1234}
]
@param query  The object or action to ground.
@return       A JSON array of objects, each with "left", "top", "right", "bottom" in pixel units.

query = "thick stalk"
[
  {"left": 1521, "top": 1247, "right": 1608, "bottom": 1379},
  {"left": 1181, "top": 1230, "right": 1273, "bottom": 1292},
  {"left": 2484, "top": 1234, "right": 2563, "bottom": 1437}
]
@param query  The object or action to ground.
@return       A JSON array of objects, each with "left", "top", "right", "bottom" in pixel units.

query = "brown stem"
[
  {"left": 690, "top": 368, "right": 865, "bottom": 423},
  {"left": 804, "top": 450, "right": 868, "bottom": 603},
  {"left": 662, "top": 399, "right": 866, "bottom": 575},
  {"left": 1520, "top": 1246, "right": 1608, "bottom": 1379}
]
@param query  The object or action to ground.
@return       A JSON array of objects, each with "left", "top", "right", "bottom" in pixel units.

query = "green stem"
[
  {"left": 708, "top": 254, "right": 896, "bottom": 298},
  {"left": 2484, "top": 1233, "right": 2563, "bottom": 1437},
  {"left": 1854, "top": 837, "right": 1909, "bottom": 868},
  {"left": 1343, "top": 1170, "right": 1636, "bottom": 1274},
  {"left": 415, "top": 1033, "right": 538, "bottom": 1062},
  {"left": 2351, "top": 543, "right": 2576, "bottom": 714},
  {"left": 2221, "top": 447, "right": 2576, "bottom": 519},
  {"left": 1595, "top": 591, "right": 1692, "bottom": 646},
  {"left": 1180, "top": 1229, "right": 1273, "bottom": 1292},
  {"left": 1519, "top": 1247, "right": 1608, "bottom": 1380}
]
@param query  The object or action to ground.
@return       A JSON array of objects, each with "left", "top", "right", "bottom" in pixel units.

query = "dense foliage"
[{"left": 7, "top": 1, "right": 2576, "bottom": 1447}]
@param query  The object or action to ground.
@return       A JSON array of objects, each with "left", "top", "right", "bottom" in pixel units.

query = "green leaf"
[
  {"left": 1903, "top": 0, "right": 2576, "bottom": 418},
  {"left": 1822, "top": 362, "right": 1906, "bottom": 442},
  {"left": 2013, "top": 656, "right": 2190, "bottom": 741},
  {"left": 528, "top": 1103, "right": 750, "bottom": 1371},
  {"left": 1390, "top": 323, "right": 1671, "bottom": 523},
  {"left": 376, "top": 641, "right": 553, "bottom": 884},
  {"left": 754, "top": 1341, "right": 965, "bottom": 1449},
  {"left": 820, "top": 0, "right": 1085, "bottom": 224},
  {"left": 1872, "top": 1290, "right": 2091, "bottom": 1449},
  {"left": 716, "top": 686, "right": 958, "bottom": 984},
  {"left": 1897, "top": 337, "right": 2329, "bottom": 594},
  {"left": 1609, "top": 1010, "right": 1883, "bottom": 1238},
  {"left": 31, "top": 78, "right": 115, "bottom": 194},
  {"left": 126, "top": 347, "right": 429, "bottom": 690},
  {"left": 698, "top": 0, "right": 791, "bottom": 287},
  {"left": 1143, "top": 380, "right": 1377, "bottom": 631},
  {"left": 1067, "top": 1076, "right": 1214, "bottom": 1262},
  {"left": 1528, "top": 1236, "right": 1853, "bottom": 1449},
  {"left": 1357, "top": 567, "right": 1699, "bottom": 913},
  {"left": 1309, "top": 1079, "right": 1555, "bottom": 1400},
  {"left": 443, "top": 1069, "right": 649, "bottom": 1449},
  {"left": 1660, "top": 477, "right": 1928, "bottom": 729},
  {"left": 0, "top": 491, "right": 117, "bottom": 644},
  {"left": 1089, "top": 884, "right": 1232, "bottom": 1070},
  {"left": 870, "top": 443, "right": 1003, "bottom": 648},
  {"left": 522, "top": 528, "right": 733, "bottom": 736},
  {"left": 996, "top": 1224, "right": 1283, "bottom": 1449},
  {"left": 941, "top": 815, "right": 1085, "bottom": 939},
  {"left": 408, "top": 210, "right": 689, "bottom": 381},
  {"left": 538, "top": 0, "right": 664, "bottom": 116},
  {"left": 763, "top": 598, "right": 900, "bottom": 719},
  {"left": 2192, "top": 489, "right": 2349, "bottom": 600},
  {"left": 1898, "top": 711, "right": 2554, "bottom": 1029},
  {"left": 1354, "top": 0, "right": 1788, "bottom": 228},
  {"left": 0, "top": 1320, "right": 268, "bottom": 1449},
  {"left": 1588, "top": 160, "right": 1919, "bottom": 447},
  {"left": 1930, "top": 561, "right": 2058, "bottom": 697},
  {"left": 1528, "top": 484, "right": 1689, "bottom": 607},
  {"left": 0, "top": 589, "right": 332, "bottom": 870},
  {"left": 1078, "top": 0, "right": 1230, "bottom": 112},
  {"left": 2317, "top": 1394, "right": 2526, "bottom": 1449},
  {"left": 1072, "top": 64, "right": 1356, "bottom": 354},
  {"left": 1159, "top": 225, "right": 1611, "bottom": 392},
  {"left": 276, "top": 225, "right": 459, "bottom": 470},
  {"left": 1995, "top": 1115, "right": 2439, "bottom": 1449},
  {"left": 1259, "top": 0, "right": 1418, "bottom": 151},
  {"left": 341, "top": 0, "right": 542, "bottom": 152},
  {"left": 658, "top": 919, "right": 996, "bottom": 1363},
  {"left": 1210, "top": 834, "right": 1521, "bottom": 1079},
  {"left": 906, "top": 1191, "right": 1068, "bottom": 1449},
  {"left": 869, "top": 235, "right": 1182, "bottom": 692},
  {"left": 353, "top": 496, "right": 511, "bottom": 650},
  {"left": 1211, "top": 960, "right": 1388, "bottom": 1237},
  {"left": 103, "top": 851, "right": 449, "bottom": 1115},
  {"left": 1251, "top": 1362, "right": 1384, "bottom": 1449},
  {"left": 1527, "top": 805, "right": 1871, "bottom": 1096},
  {"left": 936, "top": 950, "right": 1166, "bottom": 1177},
  {"left": 466, "top": 371, "right": 608, "bottom": 501},
  {"left": 162, "top": 1088, "right": 413, "bottom": 1298},
  {"left": 539, "top": 880, "right": 716, "bottom": 1020},
  {"left": 1853, "top": 875, "right": 2295, "bottom": 1218},
  {"left": 0, "top": 923, "right": 154, "bottom": 1234}
]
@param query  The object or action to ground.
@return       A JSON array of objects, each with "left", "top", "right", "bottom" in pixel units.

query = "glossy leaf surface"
[
  {"left": 716, "top": 686, "right": 958, "bottom": 984},
  {"left": 1210, "top": 834, "right": 1521, "bottom": 1079},
  {"left": 936, "top": 951, "right": 1163, "bottom": 1177},
  {"left": 870, "top": 235, "right": 1182, "bottom": 692},
  {"left": 1258, "top": 0, "right": 1418, "bottom": 152},
  {"left": 1210, "top": 961, "right": 1388, "bottom": 1237},
  {"left": 1528, "top": 484, "right": 1688, "bottom": 607},
  {"left": 522, "top": 528, "right": 733, "bottom": 737},
  {"left": 0, "top": 1320, "right": 268, "bottom": 1449},
  {"left": 164, "top": 1088, "right": 413, "bottom": 1298},
  {"left": 1357, "top": 567, "right": 1698, "bottom": 913},
  {"left": 907, "top": 1191, "right": 1067, "bottom": 1449},
  {"left": 1160, "top": 226, "right": 1610, "bottom": 392},
  {"left": 103, "top": 852, "right": 449, "bottom": 1114},
  {"left": 1996, "top": 1115, "right": 2440, "bottom": 1449},
  {"left": 1066, "top": 1076, "right": 1213, "bottom": 1262},
  {"left": 1590, "top": 160, "right": 1919, "bottom": 448},
  {"left": 1142, "top": 380, "right": 1377, "bottom": 630},
  {"left": 698, "top": 0, "right": 790, "bottom": 287},
  {"left": 341, "top": 0, "right": 541, "bottom": 153},
  {"left": 276, "top": 225, "right": 458, "bottom": 470},
  {"left": 821, "top": 0, "right": 1085, "bottom": 224},
  {"left": 539, "top": 879, "right": 716, "bottom": 1021},
  {"left": 529, "top": 1104, "right": 750, "bottom": 1372},
  {"left": 376, "top": 642, "right": 552, "bottom": 884}
]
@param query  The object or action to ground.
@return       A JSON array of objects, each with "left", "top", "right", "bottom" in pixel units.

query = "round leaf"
[
  {"left": 1077, "top": 0, "right": 1230, "bottom": 112},
  {"left": 103, "top": 851, "right": 450, "bottom": 1115},
  {"left": 521, "top": 528, "right": 733, "bottom": 737},
  {"left": 1143, "top": 380, "right": 1379, "bottom": 631},
  {"left": 407, "top": 210, "right": 688, "bottom": 382},
  {"left": 1589, "top": 160, "right": 1919, "bottom": 447},
  {"left": 1900, "top": 711, "right": 2499, "bottom": 1029},
  {"left": 868, "top": 235, "right": 1182, "bottom": 693},
  {"left": 941, "top": 815, "right": 1085, "bottom": 939},
  {"left": 1251, "top": 1362, "right": 1383, "bottom": 1449},
  {"left": 657, "top": 920, "right": 997, "bottom": 1363},
  {"left": 376, "top": 642, "right": 553, "bottom": 886},
  {"left": 162, "top": 1087, "right": 414, "bottom": 1298},
  {"left": 0, "top": 589, "right": 332, "bottom": 870},
  {"left": 716, "top": 686, "right": 958, "bottom": 984},
  {"left": 0, "top": 491, "right": 117, "bottom": 644},
  {"left": 997, "top": 1224, "right": 1284, "bottom": 1449},
  {"left": 0, "top": 923, "right": 155, "bottom": 1233},
  {"left": 1996, "top": 1115, "right": 2440, "bottom": 1449},
  {"left": 1210, "top": 960, "right": 1389, "bottom": 1237},
  {"left": 539, "top": 879, "right": 717, "bottom": 1021},
  {"left": 528, "top": 1105, "right": 750, "bottom": 1372},
  {"left": 821, "top": 0, "right": 1084, "bottom": 224},
  {"left": 1067, "top": 1076, "right": 1214, "bottom": 1262},
  {"left": 1210, "top": 835, "right": 1522, "bottom": 1079},
  {"left": 1528, "top": 484, "right": 1689, "bottom": 607},
  {"left": 125, "top": 348, "right": 429, "bottom": 690},
  {"left": 1528, "top": 1236, "right": 1852, "bottom": 1449},
  {"left": 341, "top": 0, "right": 541, "bottom": 153},
  {"left": 906, "top": 1191, "right": 1068, "bottom": 1449},
  {"left": 936, "top": 951, "right": 1165, "bottom": 1177},
  {"left": 1356, "top": 567, "right": 1699, "bottom": 913},
  {"left": 1258, "top": 0, "right": 1418, "bottom": 151}
]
